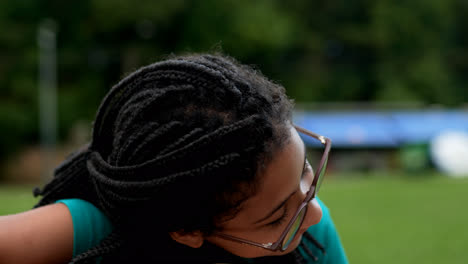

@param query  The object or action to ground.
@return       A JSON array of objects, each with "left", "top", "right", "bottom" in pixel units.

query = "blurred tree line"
[{"left": 0, "top": 0, "right": 467, "bottom": 164}]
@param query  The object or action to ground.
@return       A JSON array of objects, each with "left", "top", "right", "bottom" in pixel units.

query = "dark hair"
[{"left": 34, "top": 53, "right": 296, "bottom": 263}]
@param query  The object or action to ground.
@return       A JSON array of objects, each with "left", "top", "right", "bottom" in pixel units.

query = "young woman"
[{"left": 0, "top": 54, "right": 347, "bottom": 263}]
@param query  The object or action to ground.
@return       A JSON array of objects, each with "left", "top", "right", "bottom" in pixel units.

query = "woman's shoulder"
[
  {"left": 301, "top": 197, "right": 348, "bottom": 264},
  {"left": 56, "top": 199, "right": 113, "bottom": 258}
]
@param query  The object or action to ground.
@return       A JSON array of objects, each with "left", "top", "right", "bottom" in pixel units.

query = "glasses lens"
[
  {"left": 315, "top": 155, "right": 328, "bottom": 194},
  {"left": 281, "top": 206, "right": 307, "bottom": 250}
]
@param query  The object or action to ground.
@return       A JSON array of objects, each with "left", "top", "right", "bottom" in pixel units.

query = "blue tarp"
[{"left": 293, "top": 110, "right": 468, "bottom": 148}]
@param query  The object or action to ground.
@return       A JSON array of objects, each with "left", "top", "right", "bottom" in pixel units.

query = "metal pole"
[{"left": 38, "top": 19, "right": 57, "bottom": 182}]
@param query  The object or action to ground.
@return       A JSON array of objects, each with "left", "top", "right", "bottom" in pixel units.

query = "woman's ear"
[{"left": 169, "top": 230, "right": 204, "bottom": 248}]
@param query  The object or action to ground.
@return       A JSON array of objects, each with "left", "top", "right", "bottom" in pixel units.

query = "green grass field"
[
  {"left": 1, "top": 173, "right": 468, "bottom": 263},
  {"left": 319, "top": 173, "right": 468, "bottom": 264},
  {"left": 0, "top": 184, "right": 38, "bottom": 215}
]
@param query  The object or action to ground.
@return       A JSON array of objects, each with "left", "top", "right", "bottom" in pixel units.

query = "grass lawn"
[
  {"left": 1, "top": 173, "right": 467, "bottom": 263},
  {"left": 0, "top": 184, "right": 38, "bottom": 215},
  {"left": 320, "top": 173, "right": 468, "bottom": 264}
]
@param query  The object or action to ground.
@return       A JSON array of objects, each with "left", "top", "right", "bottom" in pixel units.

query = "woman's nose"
[{"left": 301, "top": 198, "right": 323, "bottom": 230}]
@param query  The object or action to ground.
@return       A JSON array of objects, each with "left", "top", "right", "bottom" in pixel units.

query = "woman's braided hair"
[{"left": 34, "top": 53, "right": 297, "bottom": 263}]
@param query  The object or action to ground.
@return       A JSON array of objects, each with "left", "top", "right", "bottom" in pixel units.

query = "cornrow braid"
[
  {"left": 34, "top": 53, "right": 295, "bottom": 263},
  {"left": 70, "top": 231, "right": 123, "bottom": 264}
]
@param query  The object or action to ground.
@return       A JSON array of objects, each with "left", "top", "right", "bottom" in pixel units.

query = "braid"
[
  {"left": 87, "top": 152, "right": 241, "bottom": 199},
  {"left": 86, "top": 115, "right": 262, "bottom": 179},
  {"left": 113, "top": 84, "right": 195, "bottom": 139},
  {"left": 125, "top": 121, "right": 183, "bottom": 165},
  {"left": 159, "top": 127, "right": 204, "bottom": 156},
  {"left": 70, "top": 231, "right": 123, "bottom": 264},
  {"left": 34, "top": 53, "right": 294, "bottom": 262},
  {"left": 109, "top": 121, "right": 160, "bottom": 165}
]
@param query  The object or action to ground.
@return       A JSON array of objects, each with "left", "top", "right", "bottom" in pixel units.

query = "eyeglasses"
[{"left": 212, "top": 125, "right": 332, "bottom": 252}]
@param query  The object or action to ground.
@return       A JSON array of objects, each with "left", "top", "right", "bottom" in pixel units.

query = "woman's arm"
[{"left": 0, "top": 203, "right": 73, "bottom": 264}]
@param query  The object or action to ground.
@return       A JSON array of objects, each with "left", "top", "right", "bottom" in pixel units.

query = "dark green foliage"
[{"left": 1, "top": 0, "right": 467, "bottom": 164}]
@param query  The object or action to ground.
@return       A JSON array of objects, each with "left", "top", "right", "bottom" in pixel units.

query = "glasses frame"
[{"left": 212, "top": 124, "right": 332, "bottom": 252}]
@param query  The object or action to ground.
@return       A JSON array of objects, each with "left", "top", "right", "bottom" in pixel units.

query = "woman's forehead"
[{"left": 222, "top": 128, "right": 305, "bottom": 228}]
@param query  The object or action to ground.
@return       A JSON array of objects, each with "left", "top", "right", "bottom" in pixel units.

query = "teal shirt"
[
  {"left": 301, "top": 198, "right": 348, "bottom": 263},
  {"left": 58, "top": 198, "right": 347, "bottom": 263},
  {"left": 56, "top": 199, "right": 113, "bottom": 257}
]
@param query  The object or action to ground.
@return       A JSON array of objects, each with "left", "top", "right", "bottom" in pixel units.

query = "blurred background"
[{"left": 1, "top": 0, "right": 467, "bottom": 263}]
